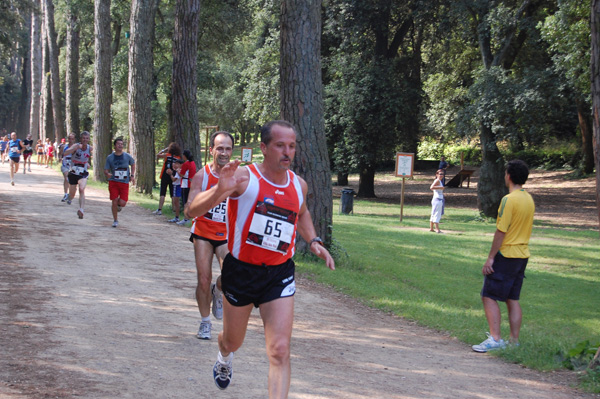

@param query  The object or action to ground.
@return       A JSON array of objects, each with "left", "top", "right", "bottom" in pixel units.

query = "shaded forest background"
[{"left": 0, "top": 0, "right": 598, "bottom": 225}]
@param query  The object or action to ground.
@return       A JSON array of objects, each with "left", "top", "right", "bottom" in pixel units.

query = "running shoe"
[
  {"left": 197, "top": 321, "right": 212, "bottom": 340},
  {"left": 213, "top": 357, "right": 233, "bottom": 390},
  {"left": 176, "top": 218, "right": 189, "bottom": 225},
  {"left": 152, "top": 209, "right": 162, "bottom": 215},
  {"left": 77, "top": 209, "right": 84, "bottom": 219},
  {"left": 472, "top": 333, "right": 506, "bottom": 353},
  {"left": 10, "top": 180, "right": 14, "bottom": 186},
  {"left": 211, "top": 283, "right": 223, "bottom": 320},
  {"left": 28, "top": 167, "right": 31, "bottom": 172},
  {"left": 61, "top": 193, "right": 69, "bottom": 202},
  {"left": 167, "top": 217, "right": 179, "bottom": 223},
  {"left": 112, "top": 221, "right": 119, "bottom": 228},
  {"left": 66, "top": 199, "right": 72, "bottom": 205},
  {"left": 117, "top": 205, "right": 122, "bottom": 212}
]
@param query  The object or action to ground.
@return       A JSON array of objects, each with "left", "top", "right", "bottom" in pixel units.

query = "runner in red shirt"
[
  {"left": 189, "top": 121, "right": 334, "bottom": 395},
  {"left": 184, "top": 132, "right": 234, "bottom": 340}
]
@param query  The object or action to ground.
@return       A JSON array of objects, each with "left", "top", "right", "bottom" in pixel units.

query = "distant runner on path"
[
  {"left": 64, "top": 131, "right": 93, "bottom": 219},
  {"left": 6, "top": 132, "right": 23, "bottom": 186},
  {"left": 189, "top": 120, "right": 335, "bottom": 396},
  {"left": 104, "top": 137, "right": 135, "bottom": 228},
  {"left": 22, "top": 134, "right": 34, "bottom": 174},
  {"left": 60, "top": 134, "right": 76, "bottom": 202}
]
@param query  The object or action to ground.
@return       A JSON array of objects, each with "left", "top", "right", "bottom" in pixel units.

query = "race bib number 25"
[{"left": 203, "top": 201, "right": 227, "bottom": 223}]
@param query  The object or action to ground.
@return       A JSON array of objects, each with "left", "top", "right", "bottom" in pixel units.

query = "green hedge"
[{"left": 417, "top": 138, "right": 579, "bottom": 170}]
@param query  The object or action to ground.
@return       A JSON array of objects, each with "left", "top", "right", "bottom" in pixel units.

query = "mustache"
[{"left": 281, "top": 156, "right": 291, "bottom": 162}]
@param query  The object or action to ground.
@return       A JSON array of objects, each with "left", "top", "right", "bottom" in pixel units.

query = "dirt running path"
[{"left": 0, "top": 164, "right": 595, "bottom": 399}]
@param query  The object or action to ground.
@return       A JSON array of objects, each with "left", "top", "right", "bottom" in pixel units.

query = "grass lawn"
[{"left": 296, "top": 198, "right": 600, "bottom": 391}]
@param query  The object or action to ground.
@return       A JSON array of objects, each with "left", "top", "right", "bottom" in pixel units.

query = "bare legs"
[
  {"left": 218, "top": 296, "right": 294, "bottom": 399},
  {"left": 482, "top": 296, "right": 522, "bottom": 343},
  {"left": 193, "top": 239, "right": 225, "bottom": 318},
  {"left": 9, "top": 159, "right": 19, "bottom": 184},
  {"left": 68, "top": 177, "right": 87, "bottom": 214},
  {"left": 111, "top": 197, "right": 127, "bottom": 222}
]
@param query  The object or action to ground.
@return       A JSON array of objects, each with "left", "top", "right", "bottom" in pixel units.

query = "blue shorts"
[
  {"left": 221, "top": 254, "right": 296, "bottom": 308},
  {"left": 173, "top": 184, "right": 182, "bottom": 198},
  {"left": 481, "top": 253, "right": 528, "bottom": 301}
]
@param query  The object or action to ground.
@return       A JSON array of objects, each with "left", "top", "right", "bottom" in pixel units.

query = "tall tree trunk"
[
  {"left": 44, "top": 0, "right": 65, "bottom": 141},
  {"left": 281, "top": 0, "right": 333, "bottom": 247},
  {"left": 358, "top": 167, "right": 376, "bottom": 198},
  {"left": 591, "top": 0, "right": 600, "bottom": 235},
  {"left": 65, "top": 6, "right": 80, "bottom": 140},
  {"left": 30, "top": 2, "right": 42, "bottom": 142},
  {"left": 171, "top": 0, "right": 202, "bottom": 160},
  {"left": 93, "top": 0, "right": 112, "bottom": 181},
  {"left": 41, "top": 13, "right": 54, "bottom": 141},
  {"left": 478, "top": 122, "right": 507, "bottom": 218},
  {"left": 576, "top": 98, "right": 594, "bottom": 175},
  {"left": 474, "top": 1, "right": 534, "bottom": 217},
  {"left": 129, "top": 0, "right": 158, "bottom": 194},
  {"left": 18, "top": 13, "right": 32, "bottom": 137}
]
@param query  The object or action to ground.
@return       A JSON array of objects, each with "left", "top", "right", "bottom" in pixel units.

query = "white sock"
[
  {"left": 201, "top": 316, "right": 211, "bottom": 323},
  {"left": 218, "top": 351, "right": 233, "bottom": 364}
]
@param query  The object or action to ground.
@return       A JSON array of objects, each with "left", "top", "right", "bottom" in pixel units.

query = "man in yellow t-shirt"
[{"left": 472, "top": 159, "right": 535, "bottom": 353}]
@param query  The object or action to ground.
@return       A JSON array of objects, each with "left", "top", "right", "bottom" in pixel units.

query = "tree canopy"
[{"left": 0, "top": 0, "right": 596, "bottom": 218}]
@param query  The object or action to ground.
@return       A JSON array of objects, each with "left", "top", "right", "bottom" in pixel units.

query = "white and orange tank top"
[
  {"left": 190, "top": 164, "right": 228, "bottom": 240},
  {"left": 70, "top": 144, "right": 91, "bottom": 175},
  {"left": 227, "top": 163, "right": 303, "bottom": 266}
]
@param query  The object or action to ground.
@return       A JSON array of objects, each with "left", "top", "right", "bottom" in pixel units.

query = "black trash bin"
[{"left": 340, "top": 188, "right": 355, "bottom": 214}]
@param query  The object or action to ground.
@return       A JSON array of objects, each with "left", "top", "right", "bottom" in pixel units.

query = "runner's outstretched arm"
[{"left": 187, "top": 160, "right": 247, "bottom": 218}]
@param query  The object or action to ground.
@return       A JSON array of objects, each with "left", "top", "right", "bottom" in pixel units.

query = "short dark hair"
[
  {"left": 506, "top": 159, "right": 529, "bottom": 185},
  {"left": 113, "top": 137, "right": 124, "bottom": 147},
  {"left": 175, "top": 159, "right": 184, "bottom": 164},
  {"left": 209, "top": 131, "right": 235, "bottom": 148},
  {"left": 260, "top": 120, "right": 296, "bottom": 145},
  {"left": 182, "top": 149, "right": 194, "bottom": 162}
]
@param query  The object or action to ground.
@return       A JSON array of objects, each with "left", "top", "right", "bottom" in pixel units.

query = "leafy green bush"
[
  {"left": 504, "top": 144, "right": 579, "bottom": 170},
  {"left": 417, "top": 138, "right": 481, "bottom": 165}
]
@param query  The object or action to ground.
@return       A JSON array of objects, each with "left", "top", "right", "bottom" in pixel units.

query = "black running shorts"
[
  {"left": 68, "top": 171, "right": 89, "bottom": 185},
  {"left": 221, "top": 254, "right": 296, "bottom": 308}
]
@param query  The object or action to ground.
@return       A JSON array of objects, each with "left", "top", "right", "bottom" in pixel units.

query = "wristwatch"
[{"left": 310, "top": 237, "right": 324, "bottom": 246}]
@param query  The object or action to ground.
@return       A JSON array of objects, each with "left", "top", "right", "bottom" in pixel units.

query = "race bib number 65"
[{"left": 247, "top": 201, "right": 297, "bottom": 254}]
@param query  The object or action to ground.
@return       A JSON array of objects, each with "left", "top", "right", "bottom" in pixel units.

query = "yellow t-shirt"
[{"left": 496, "top": 189, "right": 535, "bottom": 258}]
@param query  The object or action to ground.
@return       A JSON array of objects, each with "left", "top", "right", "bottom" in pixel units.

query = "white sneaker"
[
  {"left": 211, "top": 283, "right": 223, "bottom": 320},
  {"left": 197, "top": 321, "right": 212, "bottom": 340},
  {"left": 28, "top": 167, "right": 31, "bottom": 172},
  {"left": 61, "top": 193, "right": 69, "bottom": 202},
  {"left": 472, "top": 333, "right": 506, "bottom": 353},
  {"left": 112, "top": 221, "right": 119, "bottom": 228},
  {"left": 152, "top": 209, "right": 162, "bottom": 215},
  {"left": 176, "top": 218, "right": 188, "bottom": 225},
  {"left": 167, "top": 217, "right": 179, "bottom": 223}
]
